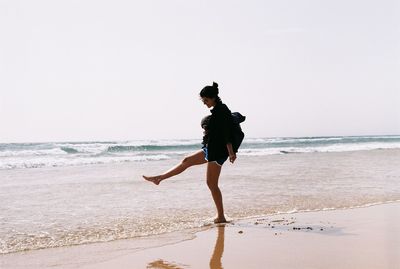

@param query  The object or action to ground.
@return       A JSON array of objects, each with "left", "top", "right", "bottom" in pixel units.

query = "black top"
[{"left": 202, "top": 101, "right": 234, "bottom": 161}]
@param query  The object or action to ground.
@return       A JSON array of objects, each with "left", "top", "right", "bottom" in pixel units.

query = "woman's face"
[{"left": 201, "top": 97, "right": 215, "bottom": 108}]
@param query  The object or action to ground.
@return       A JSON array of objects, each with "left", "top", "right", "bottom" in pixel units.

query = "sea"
[{"left": 1, "top": 135, "right": 400, "bottom": 254}]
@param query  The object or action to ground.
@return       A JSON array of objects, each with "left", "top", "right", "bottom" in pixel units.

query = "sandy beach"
[{"left": 1, "top": 201, "right": 399, "bottom": 269}]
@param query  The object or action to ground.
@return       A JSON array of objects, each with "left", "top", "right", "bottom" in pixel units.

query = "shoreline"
[
  {"left": 1, "top": 201, "right": 399, "bottom": 268},
  {"left": 2, "top": 199, "right": 400, "bottom": 255}
]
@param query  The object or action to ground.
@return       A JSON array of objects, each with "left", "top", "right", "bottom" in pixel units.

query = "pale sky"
[{"left": 0, "top": 0, "right": 399, "bottom": 143}]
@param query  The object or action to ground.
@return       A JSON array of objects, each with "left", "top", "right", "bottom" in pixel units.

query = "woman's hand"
[{"left": 229, "top": 153, "right": 237, "bottom": 163}]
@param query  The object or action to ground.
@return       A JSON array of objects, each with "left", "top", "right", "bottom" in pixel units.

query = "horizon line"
[{"left": 1, "top": 133, "right": 399, "bottom": 144}]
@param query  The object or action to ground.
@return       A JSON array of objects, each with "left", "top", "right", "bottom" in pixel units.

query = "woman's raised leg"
[
  {"left": 206, "top": 162, "right": 226, "bottom": 223},
  {"left": 143, "top": 150, "right": 207, "bottom": 185}
]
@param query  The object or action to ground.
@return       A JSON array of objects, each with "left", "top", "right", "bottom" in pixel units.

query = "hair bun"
[{"left": 212, "top": 82, "right": 219, "bottom": 94}]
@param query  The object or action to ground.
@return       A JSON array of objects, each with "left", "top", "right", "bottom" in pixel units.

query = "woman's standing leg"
[
  {"left": 206, "top": 162, "right": 227, "bottom": 223},
  {"left": 143, "top": 150, "right": 207, "bottom": 185}
]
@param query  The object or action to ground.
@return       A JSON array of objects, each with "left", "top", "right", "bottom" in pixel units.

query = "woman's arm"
[
  {"left": 218, "top": 106, "right": 233, "bottom": 145},
  {"left": 218, "top": 105, "right": 236, "bottom": 163},
  {"left": 226, "top": 143, "right": 236, "bottom": 163}
]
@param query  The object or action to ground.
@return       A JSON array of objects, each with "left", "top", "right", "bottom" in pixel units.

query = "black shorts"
[{"left": 202, "top": 147, "right": 228, "bottom": 166}]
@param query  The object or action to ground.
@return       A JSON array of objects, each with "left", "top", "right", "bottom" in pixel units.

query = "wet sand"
[
  {"left": 2, "top": 148, "right": 400, "bottom": 255},
  {"left": 1, "top": 202, "right": 399, "bottom": 269}
]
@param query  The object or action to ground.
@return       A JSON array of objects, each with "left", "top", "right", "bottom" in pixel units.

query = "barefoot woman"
[{"left": 143, "top": 82, "right": 236, "bottom": 224}]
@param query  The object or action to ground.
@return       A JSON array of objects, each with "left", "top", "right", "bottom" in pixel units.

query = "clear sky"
[{"left": 0, "top": 0, "right": 399, "bottom": 143}]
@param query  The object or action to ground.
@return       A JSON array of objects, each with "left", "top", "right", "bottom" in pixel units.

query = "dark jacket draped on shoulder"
[{"left": 202, "top": 101, "right": 234, "bottom": 161}]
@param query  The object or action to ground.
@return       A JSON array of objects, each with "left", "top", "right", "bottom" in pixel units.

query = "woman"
[{"left": 143, "top": 82, "right": 237, "bottom": 224}]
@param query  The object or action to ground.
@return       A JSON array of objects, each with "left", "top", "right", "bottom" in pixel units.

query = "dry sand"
[{"left": 1, "top": 202, "right": 399, "bottom": 269}]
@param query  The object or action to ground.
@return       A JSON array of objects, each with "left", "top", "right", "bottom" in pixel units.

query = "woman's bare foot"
[
  {"left": 214, "top": 217, "right": 228, "bottom": 224},
  {"left": 142, "top": 175, "right": 163, "bottom": 185}
]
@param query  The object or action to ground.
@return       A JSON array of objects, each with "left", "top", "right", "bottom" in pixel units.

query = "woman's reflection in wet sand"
[
  {"left": 146, "top": 224, "right": 226, "bottom": 269},
  {"left": 209, "top": 224, "right": 225, "bottom": 269}
]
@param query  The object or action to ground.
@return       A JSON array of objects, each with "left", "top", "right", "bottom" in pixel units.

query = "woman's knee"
[
  {"left": 181, "top": 156, "right": 193, "bottom": 169},
  {"left": 181, "top": 156, "right": 189, "bottom": 164},
  {"left": 180, "top": 156, "right": 192, "bottom": 169},
  {"left": 181, "top": 151, "right": 206, "bottom": 168},
  {"left": 207, "top": 178, "right": 219, "bottom": 191}
]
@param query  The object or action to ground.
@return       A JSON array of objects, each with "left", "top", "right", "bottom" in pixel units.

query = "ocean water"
[
  {"left": 1, "top": 135, "right": 400, "bottom": 254},
  {"left": 1, "top": 135, "right": 400, "bottom": 170}
]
